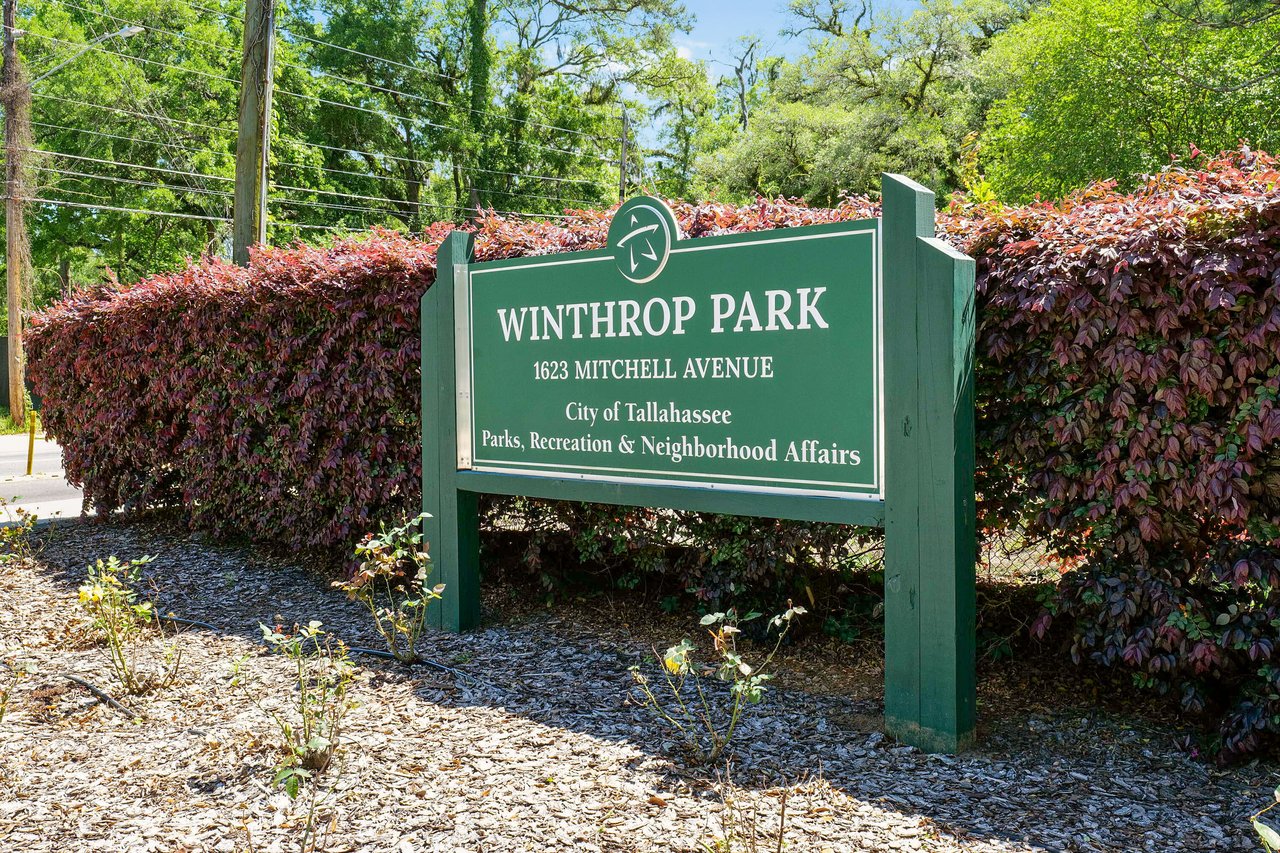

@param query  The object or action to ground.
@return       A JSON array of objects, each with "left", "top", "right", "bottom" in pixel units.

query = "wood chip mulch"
[{"left": 0, "top": 519, "right": 1269, "bottom": 852}]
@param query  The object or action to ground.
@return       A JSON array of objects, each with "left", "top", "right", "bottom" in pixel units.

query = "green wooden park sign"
[{"left": 423, "top": 174, "right": 977, "bottom": 753}]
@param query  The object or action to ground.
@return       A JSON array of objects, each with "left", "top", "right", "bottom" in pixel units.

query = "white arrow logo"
[
  {"left": 609, "top": 200, "right": 675, "bottom": 284},
  {"left": 616, "top": 214, "right": 661, "bottom": 273}
]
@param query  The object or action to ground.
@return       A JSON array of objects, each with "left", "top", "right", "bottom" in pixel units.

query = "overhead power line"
[
  {"left": 25, "top": 31, "right": 243, "bottom": 86},
  {"left": 273, "top": 177, "right": 596, "bottom": 210},
  {"left": 272, "top": 55, "right": 609, "bottom": 143},
  {"left": 34, "top": 92, "right": 238, "bottom": 137},
  {"left": 30, "top": 31, "right": 613, "bottom": 164},
  {"left": 18, "top": 147, "right": 234, "bottom": 182},
  {"left": 49, "top": 0, "right": 609, "bottom": 144},
  {"left": 183, "top": 0, "right": 611, "bottom": 139},
  {"left": 33, "top": 164, "right": 234, "bottom": 198},
  {"left": 272, "top": 87, "right": 613, "bottom": 163},
  {"left": 9, "top": 194, "right": 232, "bottom": 222},
  {"left": 30, "top": 120, "right": 599, "bottom": 208},
  {"left": 46, "top": 0, "right": 240, "bottom": 57},
  {"left": 31, "top": 120, "right": 235, "bottom": 160},
  {"left": 281, "top": 136, "right": 603, "bottom": 187}
]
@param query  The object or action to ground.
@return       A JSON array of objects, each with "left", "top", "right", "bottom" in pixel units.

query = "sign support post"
[
  {"left": 883, "top": 174, "right": 977, "bottom": 753},
  {"left": 422, "top": 231, "right": 481, "bottom": 631},
  {"left": 422, "top": 176, "right": 976, "bottom": 752}
]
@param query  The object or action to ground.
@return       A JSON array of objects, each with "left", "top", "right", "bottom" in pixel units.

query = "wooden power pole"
[
  {"left": 618, "top": 110, "right": 628, "bottom": 201},
  {"left": 232, "top": 0, "right": 275, "bottom": 266},
  {"left": 2, "top": 0, "right": 26, "bottom": 422}
]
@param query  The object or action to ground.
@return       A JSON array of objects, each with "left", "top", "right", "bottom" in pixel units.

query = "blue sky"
[{"left": 675, "top": 0, "right": 805, "bottom": 65}]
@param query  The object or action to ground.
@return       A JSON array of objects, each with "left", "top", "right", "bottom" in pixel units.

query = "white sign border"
[{"left": 456, "top": 224, "right": 884, "bottom": 500}]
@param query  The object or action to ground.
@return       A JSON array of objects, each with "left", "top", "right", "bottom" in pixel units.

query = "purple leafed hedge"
[{"left": 26, "top": 150, "right": 1280, "bottom": 755}]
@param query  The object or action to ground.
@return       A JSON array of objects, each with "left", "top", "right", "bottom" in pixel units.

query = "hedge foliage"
[
  {"left": 26, "top": 232, "right": 440, "bottom": 547},
  {"left": 26, "top": 199, "right": 875, "bottom": 552},
  {"left": 27, "top": 150, "right": 1280, "bottom": 754},
  {"left": 945, "top": 149, "right": 1280, "bottom": 756}
]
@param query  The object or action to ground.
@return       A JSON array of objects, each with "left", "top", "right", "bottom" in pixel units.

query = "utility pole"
[
  {"left": 618, "top": 110, "right": 628, "bottom": 201},
  {"left": 3, "top": 0, "right": 26, "bottom": 422},
  {"left": 232, "top": 0, "right": 275, "bottom": 266}
]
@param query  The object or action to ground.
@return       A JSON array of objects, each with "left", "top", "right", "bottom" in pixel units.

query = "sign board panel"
[
  {"left": 423, "top": 176, "right": 977, "bottom": 754},
  {"left": 457, "top": 199, "right": 882, "bottom": 498}
]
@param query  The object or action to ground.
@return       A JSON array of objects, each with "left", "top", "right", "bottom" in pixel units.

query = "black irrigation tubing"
[
  {"left": 60, "top": 673, "right": 134, "bottom": 717},
  {"left": 3, "top": 661, "right": 133, "bottom": 716},
  {"left": 160, "top": 615, "right": 221, "bottom": 632},
  {"left": 345, "top": 645, "right": 486, "bottom": 685}
]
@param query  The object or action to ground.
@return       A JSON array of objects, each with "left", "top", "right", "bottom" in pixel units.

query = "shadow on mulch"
[{"left": 23, "top": 514, "right": 1268, "bottom": 853}]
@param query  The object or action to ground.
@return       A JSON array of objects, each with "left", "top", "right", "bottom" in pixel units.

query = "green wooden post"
[
  {"left": 882, "top": 174, "right": 977, "bottom": 753},
  {"left": 421, "top": 231, "right": 481, "bottom": 631}
]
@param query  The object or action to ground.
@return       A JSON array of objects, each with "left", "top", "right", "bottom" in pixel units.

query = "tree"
[
  {"left": 7, "top": 0, "right": 699, "bottom": 305},
  {"left": 699, "top": 0, "right": 1016, "bottom": 204},
  {"left": 978, "top": 0, "right": 1280, "bottom": 200},
  {"left": 645, "top": 54, "right": 719, "bottom": 199}
]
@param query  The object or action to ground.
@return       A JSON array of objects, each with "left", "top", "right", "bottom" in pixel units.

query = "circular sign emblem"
[{"left": 608, "top": 197, "right": 679, "bottom": 284}]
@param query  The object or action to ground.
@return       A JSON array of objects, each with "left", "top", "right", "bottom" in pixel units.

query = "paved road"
[{"left": 0, "top": 431, "right": 84, "bottom": 521}]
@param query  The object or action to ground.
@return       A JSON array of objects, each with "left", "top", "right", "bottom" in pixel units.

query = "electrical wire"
[
  {"left": 34, "top": 119, "right": 598, "bottom": 197},
  {"left": 281, "top": 137, "right": 603, "bottom": 187},
  {"left": 45, "top": 0, "right": 241, "bottom": 58},
  {"left": 32, "top": 164, "right": 235, "bottom": 198},
  {"left": 271, "top": 179, "right": 590, "bottom": 212},
  {"left": 25, "top": 31, "right": 243, "bottom": 86},
  {"left": 185, "top": 0, "right": 615, "bottom": 140},
  {"left": 34, "top": 93, "right": 238, "bottom": 137},
  {"left": 268, "top": 196, "right": 406, "bottom": 217},
  {"left": 29, "top": 124, "right": 599, "bottom": 208},
  {"left": 38, "top": 10, "right": 226, "bottom": 227},
  {"left": 48, "top": 0, "right": 609, "bottom": 144},
  {"left": 18, "top": 147, "right": 235, "bottom": 182},
  {"left": 269, "top": 195, "right": 573, "bottom": 220},
  {"left": 38, "top": 184, "right": 111, "bottom": 202},
  {"left": 29, "top": 32, "right": 613, "bottom": 164},
  {"left": 8, "top": 194, "right": 231, "bottom": 221},
  {"left": 31, "top": 121, "right": 235, "bottom": 160},
  {"left": 273, "top": 55, "right": 610, "bottom": 142}
]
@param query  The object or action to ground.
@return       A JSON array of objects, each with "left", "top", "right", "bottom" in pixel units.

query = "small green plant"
[
  {"left": 234, "top": 621, "right": 355, "bottom": 798},
  {"left": 1252, "top": 785, "right": 1280, "bottom": 851},
  {"left": 335, "top": 513, "right": 444, "bottom": 663},
  {"left": 77, "top": 555, "right": 180, "bottom": 694},
  {"left": 630, "top": 603, "right": 806, "bottom": 765},
  {"left": 0, "top": 495, "right": 36, "bottom": 562},
  {"left": 0, "top": 660, "right": 35, "bottom": 723}
]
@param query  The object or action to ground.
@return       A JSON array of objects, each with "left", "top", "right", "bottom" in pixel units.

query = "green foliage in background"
[
  {"left": 8, "top": 0, "right": 704, "bottom": 306},
  {"left": 7, "top": 0, "right": 1280, "bottom": 314},
  {"left": 978, "top": 0, "right": 1280, "bottom": 199},
  {"left": 698, "top": 0, "right": 1026, "bottom": 203}
]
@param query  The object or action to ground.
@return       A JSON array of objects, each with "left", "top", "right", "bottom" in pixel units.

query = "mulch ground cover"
[{"left": 0, "top": 518, "right": 1270, "bottom": 852}]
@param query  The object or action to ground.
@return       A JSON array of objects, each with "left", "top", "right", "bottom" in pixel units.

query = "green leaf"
[{"left": 1255, "top": 819, "right": 1280, "bottom": 850}]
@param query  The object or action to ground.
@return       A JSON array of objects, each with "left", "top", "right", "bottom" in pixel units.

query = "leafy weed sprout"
[
  {"left": 233, "top": 621, "right": 355, "bottom": 799},
  {"left": 77, "top": 555, "right": 181, "bottom": 694},
  {"left": 335, "top": 513, "right": 444, "bottom": 663},
  {"left": 0, "top": 660, "right": 35, "bottom": 723},
  {"left": 0, "top": 495, "right": 37, "bottom": 563},
  {"left": 630, "top": 603, "right": 806, "bottom": 765},
  {"left": 1253, "top": 785, "right": 1280, "bottom": 851}
]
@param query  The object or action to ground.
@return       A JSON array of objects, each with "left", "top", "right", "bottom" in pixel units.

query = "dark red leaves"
[{"left": 26, "top": 150, "right": 1280, "bottom": 755}]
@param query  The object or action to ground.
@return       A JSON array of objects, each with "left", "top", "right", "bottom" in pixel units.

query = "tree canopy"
[
  {"left": 4, "top": 0, "right": 1280, "bottom": 306},
  {"left": 978, "top": 0, "right": 1280, "bottom": 199}
]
